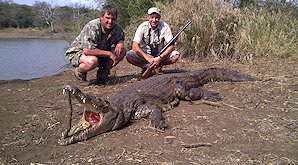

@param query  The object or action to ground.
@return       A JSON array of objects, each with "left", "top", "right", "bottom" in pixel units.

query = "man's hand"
[
  {"left": 142, "top": 56, "right": 162, "bottom": 78},
  {"left": 147, "top": 56, "right": 162, "bottom": 68},
  {"left": 147, "top": 57, "right": 161, "bottom": 66},
  {"left": 109, "top": 52, "right": 118, "bottom": 66},
  {"left": 114, "top": 41, "right": 124, "bottom": 56},
  {"left": 152, "top": 56, "right": 162, "bottom": 68}
]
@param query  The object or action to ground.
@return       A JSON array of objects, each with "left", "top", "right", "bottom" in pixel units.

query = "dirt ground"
[{"left": 0, "top": 57, "right": 297, "bottom": 165}]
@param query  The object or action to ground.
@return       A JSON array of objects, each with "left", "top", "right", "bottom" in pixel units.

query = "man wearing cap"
[
  {"left": 65, "top": 4, "right": 126, "bottom": 84},
  {"left": 126, "top": 7, "right": 180, "bottom": 77}
]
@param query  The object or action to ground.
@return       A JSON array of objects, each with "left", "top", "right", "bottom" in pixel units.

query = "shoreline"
[
  {"left": 0, "top": 27, "right": 297, "bottom": 163},
  {"left": 0, "top": 57, "right": 297, "bottom": 164},
  {"left": 0, "top": 28, "right": 74, "bottom": 40}
]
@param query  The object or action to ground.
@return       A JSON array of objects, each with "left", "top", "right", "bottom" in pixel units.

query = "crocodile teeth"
[
  {"left": 62, "top": 89, "right": 66, "bottom": 94},
  {"left": 83, "top": 98, "right": 86, "bottom": 103},
  {"left": 72, "top": 90, "right": 75, "bottom": 94}
]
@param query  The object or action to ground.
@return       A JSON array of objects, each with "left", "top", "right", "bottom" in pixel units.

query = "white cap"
[{"left": 147, "top": 7, "right": 161, "bottom": 15}]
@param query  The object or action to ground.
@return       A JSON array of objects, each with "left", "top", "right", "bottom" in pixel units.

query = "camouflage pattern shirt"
[{"left": 66, "top": 18, "right": 125, "bottom": 60}]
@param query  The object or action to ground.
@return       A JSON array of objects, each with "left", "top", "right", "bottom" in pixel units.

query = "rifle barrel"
[{"left": 159, "top": 20, "right": 191, "bottom": 55}]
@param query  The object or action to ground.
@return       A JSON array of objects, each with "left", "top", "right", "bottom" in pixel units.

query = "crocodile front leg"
[{"left": 133, "top": 104, "right": 167, "bottom": 129}]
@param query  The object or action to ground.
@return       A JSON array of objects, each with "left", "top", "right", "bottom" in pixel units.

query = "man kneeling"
[
  {"left": 126, "top": 7, "right": 180, "bottom": 78},
  {"left": 66, "top": 5, "right": 126, "bottom": 84}
]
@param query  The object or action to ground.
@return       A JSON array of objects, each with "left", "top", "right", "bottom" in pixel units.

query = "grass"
[{"left": 125, "top": 0, "right": 298, "bottom": 63}]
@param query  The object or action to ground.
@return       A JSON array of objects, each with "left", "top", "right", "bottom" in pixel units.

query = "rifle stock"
[
  {"left": 142, "top": 63, "right": 156, "bottom": 78},
  {"left": 142, "top": 20, "right": 191, "bottom": 78}
]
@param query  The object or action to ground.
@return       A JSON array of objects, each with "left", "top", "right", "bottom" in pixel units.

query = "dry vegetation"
[
  {"left": 0, "top": 0, "right": 297, "bottom": 164},
  {"left": 125, "top": 0, "right": 298, "bottom": 62}
]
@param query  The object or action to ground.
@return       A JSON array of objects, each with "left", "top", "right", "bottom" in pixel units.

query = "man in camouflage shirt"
[{"left": 66, "top": 4, "right": 125, "bottom": 83}]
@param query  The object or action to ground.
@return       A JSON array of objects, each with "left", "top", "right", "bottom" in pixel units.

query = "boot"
[{"left": 74, "top": 68, "right": 87, "bottom": 81}]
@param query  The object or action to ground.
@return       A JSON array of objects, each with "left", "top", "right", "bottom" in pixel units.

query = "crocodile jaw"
[
  {"left": 60, "top": 85, "right": 118, "bottom": 145},
  {"left": 67, "top": 111, "right": 104, "bottom": 136}
]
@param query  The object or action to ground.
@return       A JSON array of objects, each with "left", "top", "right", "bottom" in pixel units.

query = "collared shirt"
[
  {"left": 66, "top": 18, "right": 125, "bottom": 55},
  {"left": 133, "top": 20, "right": 173, "bottom": 52}
]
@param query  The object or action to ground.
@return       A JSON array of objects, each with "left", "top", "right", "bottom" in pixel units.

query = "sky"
[{"left": 12, "top": 0, "right": 99, "bottom": 8}]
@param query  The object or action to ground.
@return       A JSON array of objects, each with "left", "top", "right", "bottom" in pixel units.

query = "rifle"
[{"left": 142, "top": 20, "right": 191, "bottom": 78}]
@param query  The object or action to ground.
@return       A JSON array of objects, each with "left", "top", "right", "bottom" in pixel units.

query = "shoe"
[
  {"left": 74, "top": 68, "right": 87, "bottom": 81},
  {"left": 141, "top": 64, "right": 162, "bottom": 78},
  {"left": 96, "top": 69, "right": 110, "bottom": 84},
  {"left": 141, "top": 66, "right": 147, "bottom": 74}
]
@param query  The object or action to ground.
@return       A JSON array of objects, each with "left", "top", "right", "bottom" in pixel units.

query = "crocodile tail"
[{"left": 194, "top": 67, "right": 256, "bottom": 84}]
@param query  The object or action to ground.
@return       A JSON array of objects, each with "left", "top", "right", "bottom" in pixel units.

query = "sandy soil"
[{"left": 0, "top": 57, "right": 297, "bottom": 164}]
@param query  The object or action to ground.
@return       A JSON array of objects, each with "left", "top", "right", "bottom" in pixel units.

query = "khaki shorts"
[
  {"left": 126, "top": 49, "right": 179, "bottom": 64},
  {"left": 67, "top": 50, "right": 110, "bottom": 68},
  {"left": 66, "top": 50, "right": 83, "bottom": 67},
  {"left": 67, "top": 48, "right": 116, "bottom": 67}
]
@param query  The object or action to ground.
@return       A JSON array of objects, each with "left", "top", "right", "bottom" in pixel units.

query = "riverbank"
[
  {"left": 0, "top": 27, "right": 297, "bottom": 164},
  {"left": 0, "top": 28, "right": 74, "bottom": 41},
  {"left": 0, "top": 57, "right": 297, "bottom": 164}
]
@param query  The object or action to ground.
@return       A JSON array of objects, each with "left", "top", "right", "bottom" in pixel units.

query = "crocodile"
[{"left": 58, "top": 67, "right": 255, "bottom": 145}]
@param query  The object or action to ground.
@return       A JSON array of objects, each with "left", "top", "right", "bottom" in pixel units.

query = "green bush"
[{"left": 106, "top": 0, "right": 173, "bottom": 28}]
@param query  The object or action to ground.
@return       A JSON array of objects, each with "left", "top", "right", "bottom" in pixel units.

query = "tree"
[
  {"left": 103, "top": 0, "right": 174, "bottom": 28},
  {"left": 0, "top": 0, "right": 13, "bottom": 4},
  {"left": 0, "top": 2, "right": 10, "bottom": 28},
  {"left": 104, "top": 0, "right": 153, "bottom": 27},
  {"left": 33, "top": 1, "right": 56, "bottom": 31},
  {"left": 54, "top": 6, "right": 73, "bottom": 31},
  {"left": 0, "top": 2, "right": 33, "bottom": 28},
  {"left": 239, "top": 0, "right": 256, "bottom": 7},
  {"left": 13, "top": 5, "right": 33, "bottom": 28}
]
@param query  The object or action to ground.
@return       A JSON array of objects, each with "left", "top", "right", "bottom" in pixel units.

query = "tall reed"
[{"left": 125, "top": 0, "right": 297, "bottom": 62}]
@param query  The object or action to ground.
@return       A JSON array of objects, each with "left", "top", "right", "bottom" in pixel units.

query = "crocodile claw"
[
  {"left": 63, "top": 85, "right": 78, "bottom": 95},
  {"left": 61, "top": 130, "right": 68, "bottom": 139},
  {"left": 58, "top": 136, "right": 74, "bottom": 146}
]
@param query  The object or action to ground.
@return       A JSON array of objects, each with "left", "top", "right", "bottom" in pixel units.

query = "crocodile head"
[{"left": 58, "top": 85, "right": 124, "bottom": 145}]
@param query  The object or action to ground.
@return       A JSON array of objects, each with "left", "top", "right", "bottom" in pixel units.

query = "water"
[{"left": 0, "top": 39, "right": 70, "bottom": 80}]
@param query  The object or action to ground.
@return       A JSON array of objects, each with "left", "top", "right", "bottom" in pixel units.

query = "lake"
[{"left": 0, "top": 39, "right": 70, "bottom": 80}]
